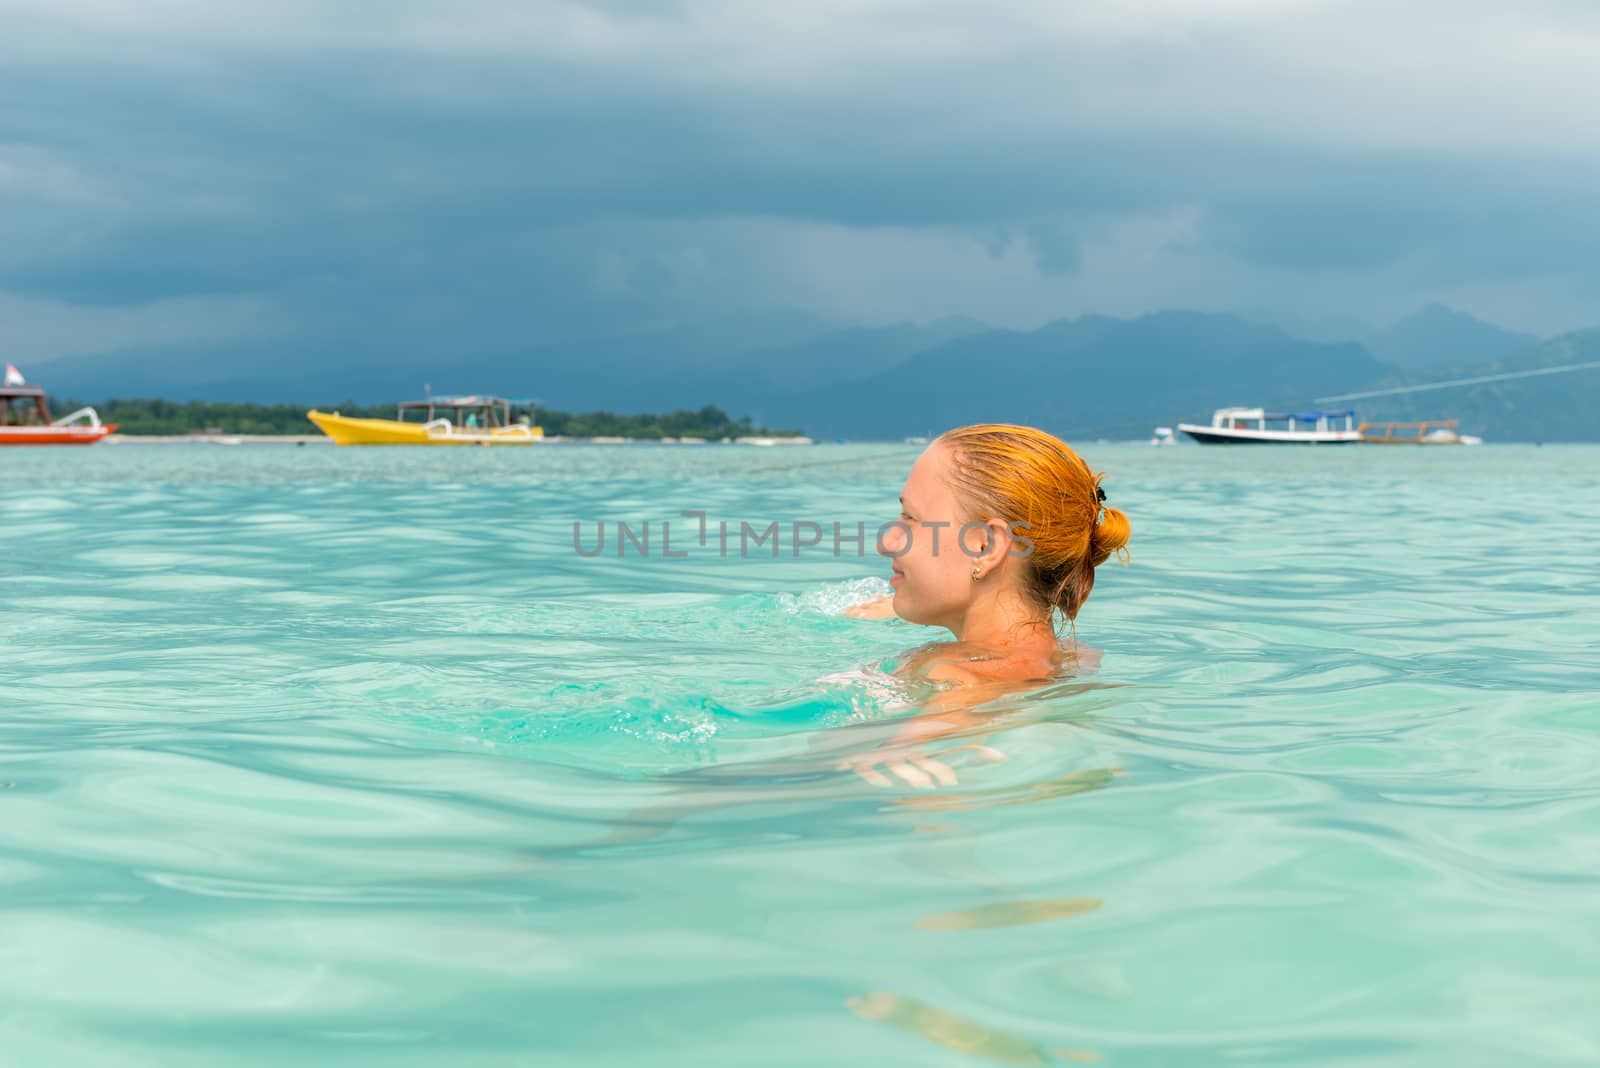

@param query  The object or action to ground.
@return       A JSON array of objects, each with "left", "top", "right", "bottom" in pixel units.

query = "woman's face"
[{"left": 881, "top": 445, "right": 981, "bottom": 630}]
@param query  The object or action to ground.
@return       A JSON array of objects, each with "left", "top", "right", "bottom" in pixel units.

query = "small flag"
[{"left": 3, "top": 364, "right": 23, "bottom": 387}]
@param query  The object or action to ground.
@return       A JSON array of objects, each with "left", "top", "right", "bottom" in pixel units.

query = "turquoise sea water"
[{"left": 2, "top": 441, "right": 1597, "bottom": 1066}]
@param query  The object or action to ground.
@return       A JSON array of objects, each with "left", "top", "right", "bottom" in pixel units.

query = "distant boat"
[
  {"left": 0, "top": 364, "right": 116, "bottom": 446},
  {"left": 1178, "top": 407, "right": 1363, "bottom": 445},
  {"left": 307, "top": 395, "right": 544, "bottom": 446},
  {"left": 1150, "top": 426, "right": 1176, "bottom": 446}
]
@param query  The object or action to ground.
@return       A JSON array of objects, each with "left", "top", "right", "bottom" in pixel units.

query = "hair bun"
[{"left": 1089, "top": 504, "right": 1132, "bottom": 567}]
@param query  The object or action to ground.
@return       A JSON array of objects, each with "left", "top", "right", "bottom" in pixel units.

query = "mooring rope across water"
[{"left": 1315, "top": 360, "right": 1600, "bottom": 404}]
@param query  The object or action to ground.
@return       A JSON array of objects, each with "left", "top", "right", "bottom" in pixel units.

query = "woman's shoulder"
[
  {"left": 897, "top": 641, "right": 1042, "bottom": 685},
  {"left": 901, "top": 637, "right": 1101, "bottom": 686},
  {"left": 922, "top": 658, "right": 987, "bottom": 686},
  {"left": 895, "top": 640, "right": 982, "bottom": 672}
]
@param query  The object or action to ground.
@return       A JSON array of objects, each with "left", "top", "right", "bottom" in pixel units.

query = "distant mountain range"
[
  {"left": 1360, "top": 303, "right": 1540, "bottom": 370},
  {"left": 1261, "top": 303, "right": 1540, "bottom": 370},
  {"left": 29, "top": 303, "right": 1600, "bottom": 441},
  {"left": 1339, "top": 329, "right": 1600, "bottom": 443},
  {"left": 742, "top": 312, "right": 1387, "bottom": 441}
]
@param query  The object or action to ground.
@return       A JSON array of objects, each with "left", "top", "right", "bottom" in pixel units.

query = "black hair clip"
[{"left": 1096, "top": 486, "right": 1107, "bottom": 503}]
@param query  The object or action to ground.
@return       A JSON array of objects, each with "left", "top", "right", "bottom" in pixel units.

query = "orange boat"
[{"left": 0, "top": 364, "right": 116, "bottom": 445}]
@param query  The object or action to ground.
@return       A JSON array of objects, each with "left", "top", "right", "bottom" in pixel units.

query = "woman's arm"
[
  {"left": 843, "top": 593, "right": 897, "bottom": 619},
  {"left": 836, "top": 662, "right": 1007, "bottom": 787}
]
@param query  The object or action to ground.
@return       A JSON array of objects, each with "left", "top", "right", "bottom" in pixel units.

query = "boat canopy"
[
  {"left": 1206, "top": 406, "right": 1359, "bottom": 432},
  {"left": 1212, "top": 407, "right": 1357, "bottom": 424},
  {"left": 1, "top": 385, "right": 51, "bottom": 426},
  {"left": 397, "top": 395, "right": 532, "bottom": 408},
  {"left": 393, "top": 395, "right": 538, "bottom": 429}
]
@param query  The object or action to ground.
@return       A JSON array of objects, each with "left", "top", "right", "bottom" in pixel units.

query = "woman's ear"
[{"left": 977, "top": 517, "right": 1013, "bottom": 566}]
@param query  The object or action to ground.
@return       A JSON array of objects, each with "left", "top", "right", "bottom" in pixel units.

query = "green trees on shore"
[{"left": 58, "top": 398, "right": 805, "bottom": 439}]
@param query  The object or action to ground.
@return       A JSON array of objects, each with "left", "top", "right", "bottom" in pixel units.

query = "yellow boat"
[{"left": 307, "top": 395, "right": 545, "bottom": 446}]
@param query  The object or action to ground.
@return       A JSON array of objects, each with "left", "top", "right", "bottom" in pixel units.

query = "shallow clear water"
[{"left": 2, "top": 441, "right": 1597, "bottom": 1066}]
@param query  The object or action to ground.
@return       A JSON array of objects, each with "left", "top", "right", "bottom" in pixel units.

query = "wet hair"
[{"left": 934, "top": 423, "right": 1131, "bottom": 623}]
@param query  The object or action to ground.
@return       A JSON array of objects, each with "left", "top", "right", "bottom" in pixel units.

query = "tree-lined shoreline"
[{"left": 59, "top": 399, "right": 806, "bottom": 440}]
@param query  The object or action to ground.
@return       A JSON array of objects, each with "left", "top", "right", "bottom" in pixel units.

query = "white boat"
[
  {"left": 1150, "top": 426, "right": 1176, "bottom": 446},
  {"left": 1178, "top": 407, "right": 1364, "bottom": 446}
]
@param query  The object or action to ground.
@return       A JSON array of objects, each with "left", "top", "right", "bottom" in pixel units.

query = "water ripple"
[{"left": 1, "top": 444, "right": 1597, "bottom": 1065}]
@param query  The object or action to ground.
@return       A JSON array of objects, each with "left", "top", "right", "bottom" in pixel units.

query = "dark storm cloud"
[{"left": 2, "top": 0, "right": 1598, "bottom": 358}]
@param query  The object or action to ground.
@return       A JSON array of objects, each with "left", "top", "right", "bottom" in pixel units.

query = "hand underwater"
[{"left": 838, "top": 742, "right": 1007, "bottom": 789}]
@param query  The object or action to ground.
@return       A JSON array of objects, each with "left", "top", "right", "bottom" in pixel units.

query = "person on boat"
[{"left": 842, "top": 423, "right": 1131, "bottom": 785}]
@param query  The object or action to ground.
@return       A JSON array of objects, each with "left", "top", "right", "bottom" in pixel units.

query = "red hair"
[{"left": 935, "top": 424, "right": 1131, "bottom": 622}]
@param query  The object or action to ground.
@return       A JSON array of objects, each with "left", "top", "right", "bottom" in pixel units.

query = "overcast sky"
[{"left": 3, "top": 0, "right": 1597, "bottom": 366}]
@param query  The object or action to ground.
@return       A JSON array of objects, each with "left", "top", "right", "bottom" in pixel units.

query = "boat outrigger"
[
  {"left": 1178, "top": 407, "right": 1364, "bottom": 445},
  {"left": 307, "top": 395, "right": 545, "bottom": 446},
  {"left": 0, "top": 365, "right": 116, "bottom": 446},
  {"left": 1357, "top": 420, "right": 1482, "bottom": 445}
]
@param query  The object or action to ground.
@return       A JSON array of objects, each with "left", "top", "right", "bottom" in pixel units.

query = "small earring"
[{"left": 971, "top": 567, "right": 982, "bottom": 581}]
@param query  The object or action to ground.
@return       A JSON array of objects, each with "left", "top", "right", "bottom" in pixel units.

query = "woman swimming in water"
[{"left": 841, "top": 423, "right": 1131, "bottom": 785}]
